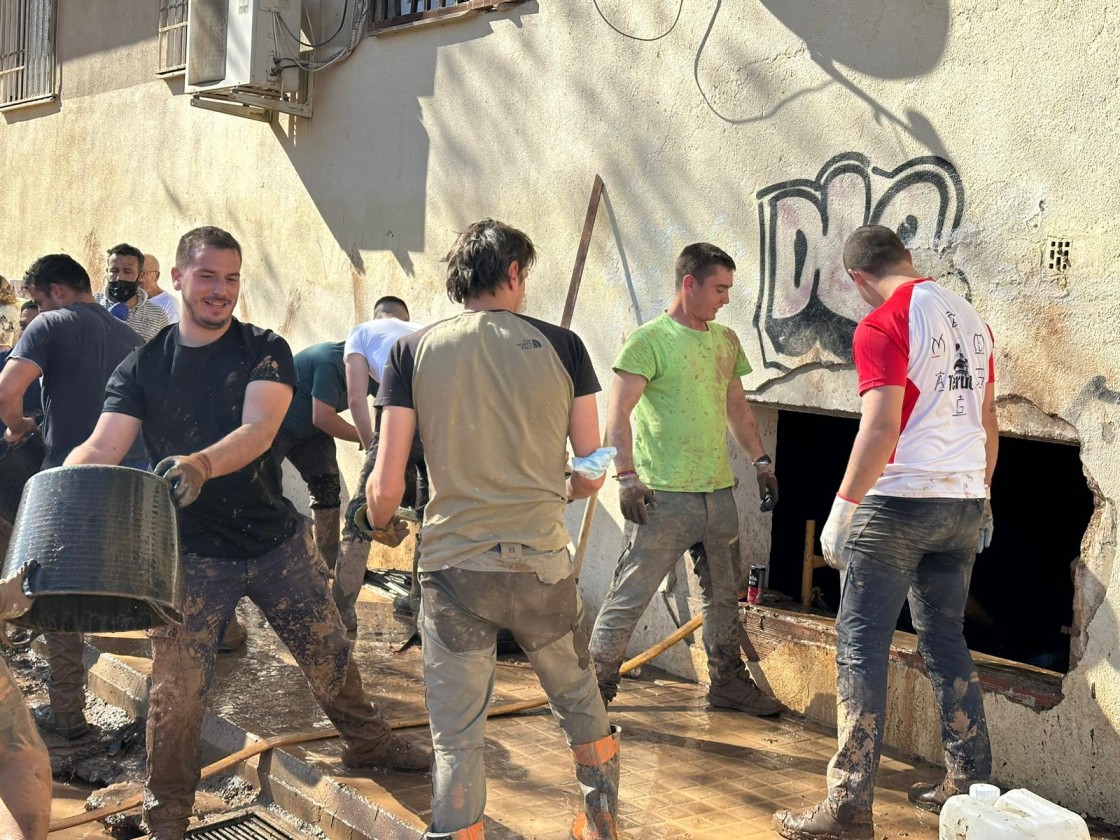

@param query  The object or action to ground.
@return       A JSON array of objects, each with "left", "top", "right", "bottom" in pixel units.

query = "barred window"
[
  {"left": 373, "top": 0, "right": 527, "bottom": 32},
  {"left": 158, "top": 0, "right": 189, "bottom": 75},
  {"left": 0, "top": 0, "right": 56, "bottom": 109}
]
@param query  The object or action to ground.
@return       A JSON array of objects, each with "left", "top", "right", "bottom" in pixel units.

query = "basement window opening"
[{"left": 764, "top": 409, "right": 1094, "bottom": 677}]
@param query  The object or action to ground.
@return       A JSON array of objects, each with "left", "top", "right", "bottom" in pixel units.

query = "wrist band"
[
  {"left": 752, "top": 454, "right": 772, "bottom": 468},
  {"left": 195, "top": 452, "right": 213, "bottom": 481},
  {"left": 837, "top": 493, "right": 859, "bottom": 504},
  {"left": 615, "top": 469, "right": 638, "bottom": 480}
]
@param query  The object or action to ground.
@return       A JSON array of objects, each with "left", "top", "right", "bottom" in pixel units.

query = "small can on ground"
[{"left": 747, "top": 565, "right": 766, "bottom": 605}]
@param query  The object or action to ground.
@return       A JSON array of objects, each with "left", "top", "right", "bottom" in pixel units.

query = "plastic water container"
[{"left": 939, "top": 784, "right": 1090, "bottom": 840}]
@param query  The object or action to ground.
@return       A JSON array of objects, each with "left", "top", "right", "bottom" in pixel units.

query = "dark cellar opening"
[{"left": 766, "top": 409, "right": 1095, "bottom": 673}]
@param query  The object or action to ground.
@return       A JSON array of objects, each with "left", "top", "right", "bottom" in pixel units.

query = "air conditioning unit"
[{"left": 186, "top": 0, "right": 301, "bottom": 95}]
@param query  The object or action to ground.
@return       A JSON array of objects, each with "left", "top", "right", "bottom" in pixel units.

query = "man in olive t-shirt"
[{"left": 588, "top": 242, "right": 782, "bottom": 716}]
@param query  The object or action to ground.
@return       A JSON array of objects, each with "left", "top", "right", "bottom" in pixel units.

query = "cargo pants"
[
  {"left": 589, "top": 488, "right": 747, "bottom": 695},
  {"left": 420, "top": 548, "right": 610, "bottom": 832},
  {"left": 144, "top": 524, "right": 395, "bottom": 839},
  {"left": 827, "top": 496, "right": 992, "bottom": 813}
]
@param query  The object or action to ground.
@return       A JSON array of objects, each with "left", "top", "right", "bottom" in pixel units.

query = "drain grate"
[{"left": 183, "top": 808, "right": 309, "bottom": 840}]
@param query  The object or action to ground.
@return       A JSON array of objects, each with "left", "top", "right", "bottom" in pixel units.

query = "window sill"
[
  {"left": 156, "top": 67, "right": 185, "bottom": 78},
  {"left": 0, "top": 93, "right": 57, "bottom": 113},
  {"left": 740, "top": 602, "right": 1064, "bottom": 711},
  {"left": 373, "top": 0, "right": 529, "bottom": 36}
]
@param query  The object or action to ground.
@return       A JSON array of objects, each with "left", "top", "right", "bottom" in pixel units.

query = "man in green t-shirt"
[{"left": 588, "top": 242, "right": 782, "bottom": 716}]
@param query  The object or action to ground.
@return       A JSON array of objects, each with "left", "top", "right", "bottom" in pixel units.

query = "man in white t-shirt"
[
  {"left": 773, "top": 225, "right": 998, "bottom": 840},
  {"left": 140, "top": 254, "right": 181, "bottom": 324},
  {"left": 334, "top": 296, "right": 424, "bottom": 630}
]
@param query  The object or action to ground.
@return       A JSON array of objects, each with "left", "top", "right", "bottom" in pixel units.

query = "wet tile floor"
[
  {"left": 205, "top": 595, "right": 951, "bottom": 839},
  {"left": 78, "top": 591, "right": 1120, "bottom": 839}
]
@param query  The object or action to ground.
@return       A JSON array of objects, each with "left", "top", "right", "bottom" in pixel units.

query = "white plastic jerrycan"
[{"left": 939, "top": 783, "right": 1090, "bottom": 840}]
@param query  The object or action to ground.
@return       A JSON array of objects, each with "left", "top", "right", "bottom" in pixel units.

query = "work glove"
[
  {"left": 0, "top": 560, "right": 37, "bottom": 620},
  {"left": 754, "top": 458, "right": 779, "bottom": 513},
  {"left": 618, "top": 473, "right": 655, "bottom": 525},
  {"left": 353, "top": 504, "right": 410, "bottom": 548},
  {"left": 977, "top": 497, "right": 994, "bottom": 554},
  {"left": 154, "top": 453, "right": 211, "bottom": 508},
  {"left": 820, "top": 495, "right": 859, "bottom": 570}
]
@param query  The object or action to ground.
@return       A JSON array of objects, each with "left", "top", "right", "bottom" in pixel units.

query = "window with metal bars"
[
  {"left": 0, "top": 0, "right": 55, "bottom": 109},
  {"left": 158, "top": 0, "right": 189, "bottom": 75},
  {"left": 373, "top": 0, "right": 526, "bottom": 32}
]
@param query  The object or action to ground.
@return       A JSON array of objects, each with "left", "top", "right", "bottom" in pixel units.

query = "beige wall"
[{"left": 2, "top": 0, "right": 1119, "bottom": 821}]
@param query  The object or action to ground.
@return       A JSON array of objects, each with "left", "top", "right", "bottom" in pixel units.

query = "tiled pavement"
[
  {"left": 76, "top": 591, "right": 1120, "bottom": 838},
  {"left": 103, "top": 592, "right": 956, "bottom": 839}
]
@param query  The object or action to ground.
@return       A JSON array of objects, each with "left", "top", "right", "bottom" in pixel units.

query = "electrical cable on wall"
[
  {"left": 592, "top": 0, "right": 683, "bottom": 42},
  {"left": 276, "top": 0, "right": 349, "bottom": 49},
  {"left": 273, "top": 0, "right": 370, "bottom": 73}
]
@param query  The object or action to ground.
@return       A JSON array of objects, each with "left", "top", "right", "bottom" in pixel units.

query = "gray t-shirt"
[{"left": 11, "top": 301, "right": 143, "bottom": 468}]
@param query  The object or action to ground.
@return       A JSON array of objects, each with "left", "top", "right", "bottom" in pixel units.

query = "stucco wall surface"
[{"left": 1, "top": 0, "right": 1119, "bottom": 820}]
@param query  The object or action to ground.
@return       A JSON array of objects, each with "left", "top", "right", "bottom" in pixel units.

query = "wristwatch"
[{"left": 752, "top": 454, "right": 773, "bottom": 469}]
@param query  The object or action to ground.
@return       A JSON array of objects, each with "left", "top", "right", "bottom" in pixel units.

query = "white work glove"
[
  {"left": 571, "top": 447, "right": 617, "bottom": 480},
  {"left": 977, "top": 497, "right": 994, "bottom": 554},
  {"left": 820, "top": 495, "right": 859, "bottom": 570}
]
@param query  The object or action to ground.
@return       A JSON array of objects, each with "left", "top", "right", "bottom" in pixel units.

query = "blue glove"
[{"left": 109, "top": 302, "right": 130, "bottom": 321}]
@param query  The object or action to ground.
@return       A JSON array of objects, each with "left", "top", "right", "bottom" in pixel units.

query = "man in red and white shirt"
[{"left": 774, "top": 225, "right": 998, "bottom": 840}]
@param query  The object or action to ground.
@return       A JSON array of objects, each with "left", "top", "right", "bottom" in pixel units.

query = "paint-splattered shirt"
[
  {"left": 104, "top": 319, "right": 301, "bottom": 558},
  {"left": 614, "top": 313, "right": 752, "bottom": 493}
]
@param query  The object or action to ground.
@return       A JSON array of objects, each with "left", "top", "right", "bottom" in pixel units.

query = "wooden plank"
[{"left": 560, "top": 174, "right": 605, "bottom": 329}]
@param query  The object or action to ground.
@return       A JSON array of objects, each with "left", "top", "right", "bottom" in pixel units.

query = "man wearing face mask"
[{"left": 94, "top": 244, "right": 169, "bottom": 342}]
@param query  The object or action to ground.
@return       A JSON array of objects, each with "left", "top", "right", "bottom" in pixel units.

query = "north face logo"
[{"left": 518, "top": 339, "right": 542, "bottom": 350}]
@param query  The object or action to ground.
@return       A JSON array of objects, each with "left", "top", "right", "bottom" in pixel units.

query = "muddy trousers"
[
  {"left": 43, "top": 632, "right": 86, "bottom": 717},
  {"left": 272, "top": 430, "right": 343, "bottom": 570},
  {"left": 336, "top": 419, "right": 428, "bottom": 621},
  {"left": 828, "top": 496, "right": 992, "bottom": 814},
  {"left": 144, "top": 525, "right": 393, "bottom": 839},
  {"left": 420, "top": 560, "right": 610, "bottom": 833},
  {"left": 589, "top": 488, "right": 745, "bottom": 692}
]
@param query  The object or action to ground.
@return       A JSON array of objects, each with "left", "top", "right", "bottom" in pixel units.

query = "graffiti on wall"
[{"left": 754, "top": 152, "right": 965, "bottom": 372}]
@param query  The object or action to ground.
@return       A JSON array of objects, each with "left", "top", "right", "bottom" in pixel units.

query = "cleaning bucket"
[{"left": 1, "top": 465, "right": 184, "bottom": 632}]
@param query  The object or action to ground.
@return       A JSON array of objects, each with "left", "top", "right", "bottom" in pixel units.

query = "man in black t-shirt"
[
  {"left": 0, "top": 254, "right": 145, "bottom": 742},
  {"left": 366, "top": 220, "right": 618, "bottom": 840},
  {"left": 66, "top": 227, "right": 430, "bottom": 840}
]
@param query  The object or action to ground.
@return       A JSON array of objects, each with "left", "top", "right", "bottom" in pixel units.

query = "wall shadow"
[
  {"left": 693, "top": 0, "right": 951, "bottom": 158},
  {"left": 271, "top": 4, "right": 539, "bottom": 282}
]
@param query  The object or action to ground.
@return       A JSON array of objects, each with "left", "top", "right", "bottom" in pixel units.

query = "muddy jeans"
[
  {"left": 827, "top": 496, "right": 991, "bottom": 813},
  {"left": 144, "top": 524, "right": 393, "bottom": 838},
  {"left": 589, "top": 488, "right": 745, "bottom": 691},
  {"left": 43, "top": 633, "right": 86, "bottom": 717},
  {"left": 420, "top": 551, "right": 609, "bottom": 833},
  {"left": 341, "top": 411, "right": 427, "bottom": 543}
]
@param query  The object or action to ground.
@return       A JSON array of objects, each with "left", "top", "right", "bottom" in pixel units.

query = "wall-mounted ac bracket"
[{"left": 189, "top": 65, "right": 313, "bottom": 121}]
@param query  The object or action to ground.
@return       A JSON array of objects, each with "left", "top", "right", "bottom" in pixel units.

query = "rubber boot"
[
  {"left": 425, "top": 822, "right": 484, "bottom": 840},
  {"left": 313, "top": 507, "right": 341, "bottom": 574},
  {"left": 333, "top": 537, "right": 368, "bottom": 632},
  {"left": 569, "top": 725, "right": 620, "bottom": 840}
]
